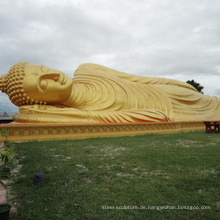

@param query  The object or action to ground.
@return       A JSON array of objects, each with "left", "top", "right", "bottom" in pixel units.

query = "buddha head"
[{"left": 0, "top": 62, "right": 73, "bottom": 107}]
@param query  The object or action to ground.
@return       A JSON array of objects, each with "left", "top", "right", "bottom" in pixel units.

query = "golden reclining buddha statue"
[{"left": 0, "top": 62, "right": 220, "bottom": 123}]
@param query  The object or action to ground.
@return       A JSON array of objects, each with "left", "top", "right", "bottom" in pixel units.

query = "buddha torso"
[{"left": 64, "top": 65, "right": 172, "bottom": 113}]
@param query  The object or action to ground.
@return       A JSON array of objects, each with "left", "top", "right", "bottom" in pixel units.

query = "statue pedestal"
[{"left": 0, "top": 121, "right": 205, "bottom": 142}]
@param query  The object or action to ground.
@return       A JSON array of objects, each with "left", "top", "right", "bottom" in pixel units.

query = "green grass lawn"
[{"left": 8, "top": 131, "right": 220, "bottom": 220}]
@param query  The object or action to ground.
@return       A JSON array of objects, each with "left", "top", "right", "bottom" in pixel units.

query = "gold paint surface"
[
  {"left": 1, "top": 63, "right": 220, "bottom": 123},
  {"left": 0, "top": 121, "right": 205, "bottom": 142}
]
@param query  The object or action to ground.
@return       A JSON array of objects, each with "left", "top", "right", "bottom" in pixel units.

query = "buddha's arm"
[{"left": 14, "top": 105, "right": 95, "bottom": 123}]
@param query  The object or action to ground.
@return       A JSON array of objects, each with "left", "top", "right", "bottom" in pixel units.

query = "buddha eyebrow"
[{"left": 32, "top": 72, "right": 39, "bottom": 76}]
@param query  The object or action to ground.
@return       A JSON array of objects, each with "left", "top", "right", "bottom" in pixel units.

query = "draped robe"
[{"left": 14, "top": 64, "right": 220, "bottom": 123}]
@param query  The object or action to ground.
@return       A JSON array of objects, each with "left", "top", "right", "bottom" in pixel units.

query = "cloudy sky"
[{"left": 1, "top": 0, "right": 220, "bottom": 112}]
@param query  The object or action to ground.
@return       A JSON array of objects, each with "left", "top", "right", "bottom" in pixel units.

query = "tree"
[{"left": 186, "top": 80, "right": 204, "bottom": 94}]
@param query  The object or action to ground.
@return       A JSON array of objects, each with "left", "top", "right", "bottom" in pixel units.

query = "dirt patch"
[
  {"left": 100, "top": 146, "right": 128, "bottom": 157},
  {"left": 84, "top": 145, "right": 98, "bottom": 149},
  {"left": 83, "top": 177, "right": 93, "bottom": 185},
  {"left": 7, "top": 158, "right": 24, "bottom": 218},
  {"left": 175, "top": 139, "right": 203, "bottom": 148},
  {"left": 53, "top": 155, "right": 72, "bottom": 160},
  {"left": 117, "top": 172, "right": 134, "bottom": 177},
  {"left": 199, "top": 169, "right": 218, "bottom": 177}
]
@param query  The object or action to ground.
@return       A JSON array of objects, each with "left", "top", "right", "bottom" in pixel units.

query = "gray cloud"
[
  {"left": 1, "top": 0, "right": 220, "bottom": 111},
  {"left": 0, "top": 93, "right": 18, "bottom": 112}
]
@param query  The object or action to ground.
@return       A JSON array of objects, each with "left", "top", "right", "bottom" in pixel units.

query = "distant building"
[{"left": 0, "top": 112, "right": 15, "bottom": 124}]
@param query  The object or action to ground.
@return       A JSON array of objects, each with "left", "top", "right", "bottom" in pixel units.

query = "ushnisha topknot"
[{"left": 0, "top": 62, "right": 47, "bottom": 107}]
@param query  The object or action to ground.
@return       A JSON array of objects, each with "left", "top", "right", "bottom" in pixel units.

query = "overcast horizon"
[{"left": 1, "top": 0, "right": 220, "bottom": 112}]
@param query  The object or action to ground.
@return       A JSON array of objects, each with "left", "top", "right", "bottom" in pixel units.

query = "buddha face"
[{"left": 22, "top": 63, "right": 73, "bottom": 104}]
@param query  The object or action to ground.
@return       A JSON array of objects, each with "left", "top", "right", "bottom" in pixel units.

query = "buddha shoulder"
[
  {"left": 74, "top": 63, "right": 135, "bottom": 79},
  {"left": 74, "top": 64, "right": 197, "bottom": 91}
]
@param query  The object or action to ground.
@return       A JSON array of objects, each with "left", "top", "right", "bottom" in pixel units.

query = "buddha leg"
[{"left": 14, "top": 105, "right": 172, "bottom": 123}]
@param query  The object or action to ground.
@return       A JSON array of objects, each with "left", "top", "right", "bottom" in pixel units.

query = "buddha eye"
[{"left": 39, "top": 79, "right": 48, "bottom": 92}]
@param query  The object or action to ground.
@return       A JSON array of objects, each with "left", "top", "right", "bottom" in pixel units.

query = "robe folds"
[{"left": 14, "top": 64, "right": 220, "bottom": 123}]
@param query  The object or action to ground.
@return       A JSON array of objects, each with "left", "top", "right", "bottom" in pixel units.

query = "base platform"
[{"left": 0, "top": 121, "right": 205, "bottom": 142}]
